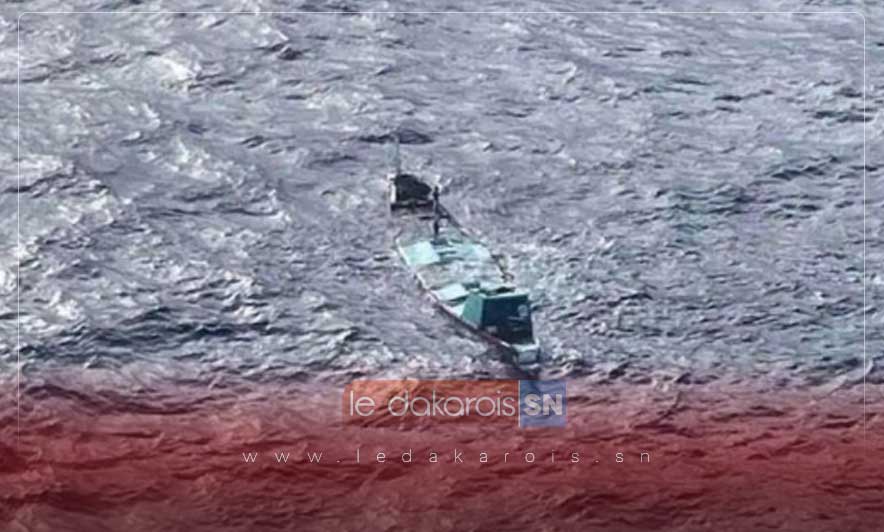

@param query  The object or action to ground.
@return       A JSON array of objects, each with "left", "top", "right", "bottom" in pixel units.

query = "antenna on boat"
[{"left": 388, "top": 132, "right": 401, "bottom": 177}]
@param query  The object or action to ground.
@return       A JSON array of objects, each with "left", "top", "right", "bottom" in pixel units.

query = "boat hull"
[
  {"left": 382, "top": 144, "right": 542, "bottom": 368},
  {"left": 388, "top": 168, "right": 541, "bottom": 370}
]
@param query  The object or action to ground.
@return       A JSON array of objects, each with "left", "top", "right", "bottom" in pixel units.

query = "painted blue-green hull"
[{"left": 390, "top": 173, "right": 540, "bottom": 368}]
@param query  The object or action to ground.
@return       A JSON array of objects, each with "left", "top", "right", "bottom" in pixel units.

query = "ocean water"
[{"left": 1, "top": 2, "right": 881, "bottom": 531}]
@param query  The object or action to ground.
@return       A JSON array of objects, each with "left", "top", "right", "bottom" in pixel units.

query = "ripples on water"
[
  {"left": 4, "top": 3, "right": 875, "bottom": 386},
  {"left": 0, "top": 1, "right": 881, "bottom": 529}
]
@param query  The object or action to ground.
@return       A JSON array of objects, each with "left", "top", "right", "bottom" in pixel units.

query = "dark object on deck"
[
  {"left": 390, "top": 172, "right": 434, "bottom": 210},
  {"left": 386, "top": 135, "right": 435, "bottom": 210}
]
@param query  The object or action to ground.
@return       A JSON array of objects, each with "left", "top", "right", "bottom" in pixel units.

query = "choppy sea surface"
[{"left": 0, "top": 1, "right": 881, "bottom": 531}]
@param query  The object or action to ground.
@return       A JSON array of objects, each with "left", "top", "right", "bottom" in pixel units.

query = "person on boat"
[{"left": 432, "top": 185, "right": 441, "bottom": 240}]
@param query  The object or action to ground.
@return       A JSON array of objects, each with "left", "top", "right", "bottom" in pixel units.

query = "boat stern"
[{"left": 513, "top": 342, "right": 542, "bottom": 368}]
